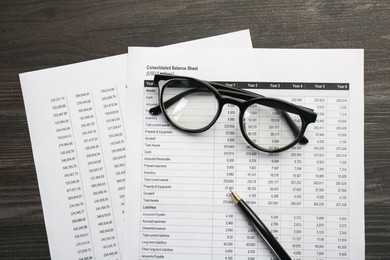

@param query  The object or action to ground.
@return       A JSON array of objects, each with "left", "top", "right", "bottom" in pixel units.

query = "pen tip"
[{"left": 230, "top": 190, "right": 241, "bottom": 203}]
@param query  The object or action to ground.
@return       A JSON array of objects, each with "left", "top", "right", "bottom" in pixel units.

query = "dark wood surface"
[{"left": 1, "top": 0, "right": 389, "bottom": 259}]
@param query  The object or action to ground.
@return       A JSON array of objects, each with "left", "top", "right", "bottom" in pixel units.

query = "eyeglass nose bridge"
[
  {"left": 218, "top": 95, "right": 250, "bottom": 135},
  {"left": 219, "top": 94, "right": 247, "bottom": 109}
]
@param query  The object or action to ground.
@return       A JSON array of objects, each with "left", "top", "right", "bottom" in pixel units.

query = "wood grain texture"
[{"left": 0, "top": 0, "right": 389, "bottom": 259}]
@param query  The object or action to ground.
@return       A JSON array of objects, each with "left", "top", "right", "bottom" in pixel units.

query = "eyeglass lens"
[
  {"left": 162, "top": 80, "right": 219, "bottom": 131},
  {"left": 161, "top": 79, "right": 303, "bottom": 151},
  {"left": 242, "top": 103, "right": 302, "bottom": 151}
]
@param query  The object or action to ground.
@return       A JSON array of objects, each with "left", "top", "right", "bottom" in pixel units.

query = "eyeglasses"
[{"left": 149, "top": 74, "right": 317, "bottom": 153}]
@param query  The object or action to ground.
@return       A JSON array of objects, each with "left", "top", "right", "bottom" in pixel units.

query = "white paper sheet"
[
  {"left": 19, "top": 30, "right": 252, "bottom": 260},
  {"left": 124, "top": 47, "right": 364, "bottom": 259}
]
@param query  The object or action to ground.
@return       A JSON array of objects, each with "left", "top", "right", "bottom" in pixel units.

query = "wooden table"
[{"left": 1, "top": 0, "right": 389, "bottom": 259}]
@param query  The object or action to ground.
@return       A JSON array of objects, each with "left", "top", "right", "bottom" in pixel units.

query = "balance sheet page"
[{"left": 124, "top": 48, "right": 364, "bottom": 260}]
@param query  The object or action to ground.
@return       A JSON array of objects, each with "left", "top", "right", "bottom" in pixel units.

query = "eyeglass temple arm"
[{"left": 149, "top": 87, "right": 309, "bottom": 145}]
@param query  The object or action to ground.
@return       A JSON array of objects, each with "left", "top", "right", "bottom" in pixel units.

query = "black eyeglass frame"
[{"left": 149, "top": 74, "right": 317, "bottom": 153}]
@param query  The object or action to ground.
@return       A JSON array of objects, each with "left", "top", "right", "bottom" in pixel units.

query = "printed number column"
[
  {"left": 327, "top": 216, "right": 349, "bottom": 258},
  {"left": 212, "top": 213, "right": 236, "bottom": 260},
  {"left": 281, "top": 214, "right": 303, "bottom": 260},
  {"left": 304, "top": 215, "right": 326, "bottom": 259},
  {"left": 236, "top": 101, "right": 259, "bottom": 206},
  {"left": 281, "top": 97, "right": 304, "bottom": 209},
  {"left": 214, "top": 103, "right": 238, "bottom": 205},
  {"left": 259, "top": 153, "right": 281, "bottom": 207},
  {"left": 213, "top": 103, "right": 238, "bottom": 260},
  {"left": 52, "top": 96, "right": 94, "bottom": 259},
  {"left": 304, "top": 97, "right": 327, "bottom": 208},
  {"left": 100, "top": 87, "right": 126, "bottom": 214},
  {"left": 257, "top": 98, "right": 281, "bottom": 208},
  {"left": 75, "top": 91, "right": 120, "bottom": 259},
  {"left": 326, "top": 97, "right": 349, "bottom": 209}
]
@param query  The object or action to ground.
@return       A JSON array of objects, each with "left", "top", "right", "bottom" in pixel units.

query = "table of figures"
[{"left": 139, "top": 80, "right": 350, "bottom": 260}]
